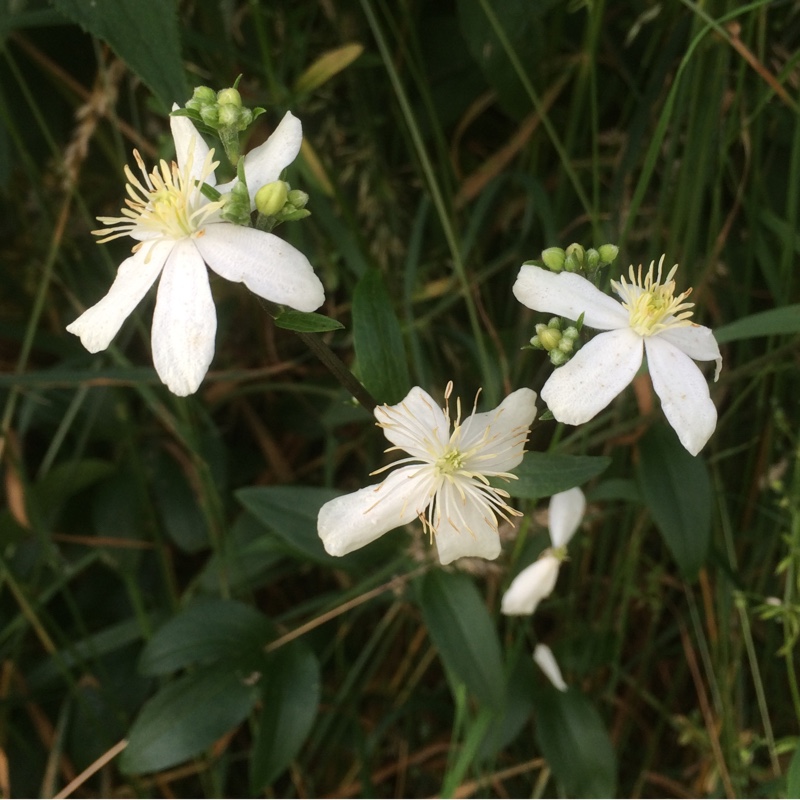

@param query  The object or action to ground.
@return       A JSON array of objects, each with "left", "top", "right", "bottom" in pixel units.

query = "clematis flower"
[
  {"left": 533, "top": 643, "right": 568, "bottom": 691},
  {"left": 501, "top": 486, "right": 585, "bottom": 615},
  {"left": 317, "top": 383, "right": 538, "bottom": 565},
  {"left": 66, "top": 107, "right": 324, "bottom": 396},
  {"left": 513, "top": 257, "right": 722, "bottom": 455}
]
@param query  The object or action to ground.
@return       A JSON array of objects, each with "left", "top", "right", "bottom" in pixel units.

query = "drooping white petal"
[
  {"left": 645, "top": 336, "right": 718, "bottom": 456},
  {"left": 541, "top": 327, "right": 644, "bottom": 425},
  {"left": 548, "top": 486, "right": 585, "bottom": 548},
  {"left": 432, "top": 484, "right": 502, "bottom": 564},
  {"left": 513, "top": 265, "right": 630, "bottom": 330},
  {"left": 657, "top": 323, "right": 722, "bottom": 381},
  {"left": 241, "top": 111, "right": 303, "bottom": 206},
  {"left": 196, "top": 223, "right": 324, "bottom": 312},
  {"left": 533, "top": 643, "right": 568, "bottom": 691},
  {"left": 170, "top": 105, "right": 214, "bottom": 185},
  {"left": 458, "top": 388, "right": 538, "bottom": 474},
  {"left": 151, "top": 239, "right": 217, "bottom": 396},
  {"left": 66, "top": 240, "right": 171, "bottom": 352},
  {"left": 375, "top": 386, "right": 450, "bottom": 458},
  {"left": 317, "top": 466, "right": 429, "bottom": 556},
  {"left": 500, "top": 555, "right": 560, "bottom": 615}
]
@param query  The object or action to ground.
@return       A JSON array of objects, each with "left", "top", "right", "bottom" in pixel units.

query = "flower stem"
[{"left": 295, "top": 331, "right": 377, "bottom": 413}]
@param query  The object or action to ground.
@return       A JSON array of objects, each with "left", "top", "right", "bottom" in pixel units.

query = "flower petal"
[
  {"left": 375, "top": 386, "right": 450, "bottom": 460},
  {"left": 657, "top": 323, "right": 722, "bottom": 381},
  {"left": 433, "top": 496, "right": 501, "bottom": 565},
  {"left": 513, "top": 265, "right": 629, "bottom": 330},
  {"left": 151, "top": 239, "right": 217, "bottom": 396},
  {"left": 196, "top": 223, "right": 324, "bottom": 312},
  {"left": 645, "top": 336, "right": 717, "bottom": 455},
  {"left": 458, "top": 388, "right": 538, "bottom": 474},
  {"left": 317, "top": 466, "right": 428, "bottom": 556},
  {"left": 548, "top": 486, "right": 585, "bottom": 548},
  {"left": 541, "top": 328, "right": 644, "bottom": 425},
  {"left": 533, "top": 643, "right": 568, "bottom": 691},
  {"left": 66, "top": 241, "right": 170, "bottom": 352},
  {"left": 170, "top": 104, "right": 214, "bottom": 184},
  {"left": 500, "top": 555, "right": 560, "bottom": 615}
]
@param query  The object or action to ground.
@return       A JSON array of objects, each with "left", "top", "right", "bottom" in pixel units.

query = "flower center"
[
  {"left": 435, "top": 446, "right": 465, "bottom": 476},
  {"left": 92, "top": 141, "right": 224, "bottom": 253},
  {"left": 611, "top": 255, "right": 695, "bottom": 336}
]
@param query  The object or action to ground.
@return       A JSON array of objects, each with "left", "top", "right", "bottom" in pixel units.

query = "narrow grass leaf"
[
  {"left": 352, "top": 269, "right": 410, "bottom": 405},
  {"left": 120, "top": 663, "right": 260, "bottom": 775},
  {"left": 418, "top": 571, "right": 505, "bottom": 710},
  {"left": 294, "top": 44, "right": 364, "bottom": 94},
  {"left": 788, "top": 743, "right": 800, "bottom": 798},
  {"left": 534, "top": 686, "right": 616, "bottom": 798},
  {"left": 504, "top": 452, "right": 611, "bottom": 500},
  {"left": 637, "top": 423, "right": 711, "bottom": 580},
  {"left": 713, "top": 304, "right": 800, "bottom": 343},
  {"left": 250, "top": 641, "right": 321, "bottom": 792},
  {"left": 139, "top": 598, "right": 275, "bottom": 676},
  {"left": 272, "top": 308, "right": 344, "bottom": 333}
]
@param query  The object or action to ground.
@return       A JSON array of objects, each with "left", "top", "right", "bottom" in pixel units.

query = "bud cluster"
[
  {"left": 541, "top": 242, "right": 619, "bottom": 277},
  {"left": 254, "top": 181, "right": 311, "bottom": 231},
  {"left": 528, "top": 317, "right": 580, "bottom": 366}
]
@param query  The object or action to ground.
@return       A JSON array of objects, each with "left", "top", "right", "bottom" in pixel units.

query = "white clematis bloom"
[
  {"left": 318, "top": 383, "right": 538, "bottom": 565},
  {"left": 66, "top": 107, "right": 324, "bottom": 396},
  {"left": 501, "top": 486, "right": 585, "bottom": 615},
  {"left": 513, "top": 257, "right": 722, "bottom": 455}
]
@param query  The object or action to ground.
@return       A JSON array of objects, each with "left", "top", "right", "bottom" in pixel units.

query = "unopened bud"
[
  {"left": 598, "top": 244, "right": 619, "bottom": 264},
  {"left": 564, "top": 252, "right": 581, "bottom": 273},
  {"left": 586, "top": 248, "right": 600, "bottom": 271},
  {"left": 541, "top": 247, "right": 566, "bottom": 273},
  {"left": 218, "top": 104, "right": 240, "bottom": 127},
  {"left": 538, "top": 326, "right": 562, "bottom": 351},
  {"left": 200, "top": 105, "right": 220, "bottom": 127},
  {"left": 217, "top": 87, "right": 242, "bottom": 107},
  {"left": 287, "top": 189, "right": 309, "bottom": 209},
  {"left": 187, "top": 85, "right": 216, "bottom": 110},
  {"left": 255, "top": 180, "right": 290, "bottom": 217},
  {"left": 550, "top": 349, "right": 570, "bottom": 366}
]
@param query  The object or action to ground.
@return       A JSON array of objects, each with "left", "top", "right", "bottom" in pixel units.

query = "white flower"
[
  {"left": 66, "top": 107, "right": 324, "bottom": 396},
  {"left": 501, "top": 486, "right": 585, "bottom": 615},
  {"left": 513, "top": 257, "right": 722, "bottom": 455},
  {"left": 533, "top": 643, "right": 568, "bottom": 691},
  {"left": 317, "top": 383, "right": 538, "bottom": 565}
]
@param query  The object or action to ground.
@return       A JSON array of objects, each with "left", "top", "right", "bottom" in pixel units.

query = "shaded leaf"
[
  {"left": 788, "top": 743, "right": 800, "bottom": 798},
  {"left": 272, "top": 308, "right": 344, "bottom": 333},
  {"left": 505, "top": 452, "right": 611, "bottom": 500},
  {"left": 714, "top": 304, "right": 800, "bottom": 343},
  {"left": 418, "top": 571, "right": 505, "bottom": 710},
  {"left": 294, "top": 44, "right": 364, "bottom": 94}
]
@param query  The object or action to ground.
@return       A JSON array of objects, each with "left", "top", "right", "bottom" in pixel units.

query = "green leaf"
[
  {"left": 33, "top": 458, "right": 114, "bottom": 526},
  {"left": 250, "top": 641, "right": 321, "bottom": 792},
  {"left": 352, "top": 269, "right": 409, "bottom": 405},
  {"left": 787, "top": 742, "right": 800, "bottom": 798},
  {"left": 534, "top": 687, "right": 616, "bottom": 798},
  {"left": 504, "top": 452, "right": 611, "bottom": 500},
  {"left": 120, "top": 662, "right": 260, "bottom": 775},
  {"left": 50, "top": 0, "right": 187, "bottom": 109},
  {"left": 713, "top": 304, "right": 800, "bottom": 343},
  {"left": 637, "top": 423, "right": 711, "bottom": 579},
  {"left": 272, "top": 308, "right": 344, "bottom": 333},
  {"left": 418, "top": 571, "right": 505, "bottom": 710},
  {"left": 139, "top": 598, "right": 275, "bottom": 676}
]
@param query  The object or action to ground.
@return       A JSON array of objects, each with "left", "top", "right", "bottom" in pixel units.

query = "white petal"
[
  {"left": 242, "top": 111, "right": 303, "bottom": 205},
  {"left": 374, "top": 386, "right": 450, "bottom": 460},
  {"left": 533, "top": 643, "right": 568, "bottom": 691},
  {"left": 548, "top": 486, "right": 585, "bottom": 548},
  {"left": 500, "top": 555, "right": 560, "bottom": 615},
  {"left": 170, "top": 105, "right": 213, "bottom": 184},
  {"left": 318, "top": 466, "right": 429, "bottom": 556},
  {"left": 513, "top": 265, "right": 629, "bottom": 330},
  {"left": 541, "top": 328, "right": 644, "bottom": 425},
  {"left": 433, "top": 496, "right": 501, "bottom": 565},
  {"left": 645, "top": 336, "right": 717, "bottom": 456},
  {"left": 66, "top": 241, "right": 170, "bottom": 352},
  {"left": 458, "top": 388, "right": 538, "bottom": 474},
  {"left": 657, "top": 324, "right": 722, "bottom": 381},
  {"left": 195, "top": 223, "right": 324, "bottom": 312},
  {"left": 151, "top": 240, "right": 217, "bottom": 396}
]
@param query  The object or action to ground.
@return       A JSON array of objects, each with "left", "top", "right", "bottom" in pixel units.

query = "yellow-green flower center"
[
  {"left": 92, "top": 141, "right": 224, "bottom": 254},
  {"left": 435, "top": 446, "right": 466, "bottom": 476},
  {"left": 612, "top": 255, "right": 695, "bottom": 336}
]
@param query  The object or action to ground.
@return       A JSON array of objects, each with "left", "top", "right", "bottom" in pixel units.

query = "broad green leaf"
[
  {"left": 139, "top": 598, "right": 274, "bottom": 676},
  {"left": 637, "top": 424, "right": 711, "bottom": 579},
  {"left": 50, "top": 0, "right": 187, "bottom": 109},
  {"left": 534, "top": 686, "right": 616, "bottom": 798},
  {"left": 120, "top": 662, "right": 260, "bottom": 775},
  {"left": 504, "top": 452, "right": 611, "bottom": 500},
  {"left": 352, "top": 269, "right": 409, "bottom": 405},
  {"left": 250, "top": 641, "right": 321, "bottom": 792},
  {"left": 32, "top": 458, "right": 114, "bottom": 526},
  {"left": 418, "top": 571, "right": 505, "bottom": 710},
  {"left": 713, "top": 304, "right": 800, "bottom": 343},
  {"left": 272, "top": 308, "right": 344, "bottom": 333},
  {"left": 788, "top": 743, "right": 800, "bottom": 798}
]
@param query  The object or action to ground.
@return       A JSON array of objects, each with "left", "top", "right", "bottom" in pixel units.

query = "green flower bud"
[
  {"left": 550, "top": 349, "right": 569, "bottom": 366},
  {"left": 217, "top": 87, "right": 242, "bottom": 107},
  {"left": 557, "top": 337, "right": 574, "bottom": 355},
  {"left": 529, "top": 335, "right": 542, "bottom": 349},
  {"left": 200, "top": 105, "right": 220, "bottom": 127},
  {"left": 586, "top": 248, "right": 600, "bottom": 271},
  {"left": 541, "top": 247, "right": 566, "bottom": 273},
  {"left": 565, "top": 242, "right": 585, "bottom": 264},
  {"left": 218, "top": 103, "right": 240, "bottom": 127},
  {"left": 287, "top": 189, "right": 309, "bottom": 209},
  {"left": 220, "top": 181, "right": 252, "bottom": 226},
  {"left": 538, "top": 326, "right": 562, "bottom": 351},
  {"left": 562, "top": 326, "right": 579, "bottom": 341},
  {"left": 598, "top": 243, "right": 619, "bottom": 264},
  {"left": 547, "top": 317, "right": 562, "bottom": 330},
  {"left": 255, "top": 181, "right": 290, "bottom": 217},
  {"left": 238, "top": 108, "right": 254, "bottom": 129},
  {"left": 564, "top": 252, "right": 582, "bottom": 273},
  {"left": 186, "top": 85, "right": 216, "bottom": 110},
  {"left": 280, "top": 208, "right": 311, "bottom": 222}
]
